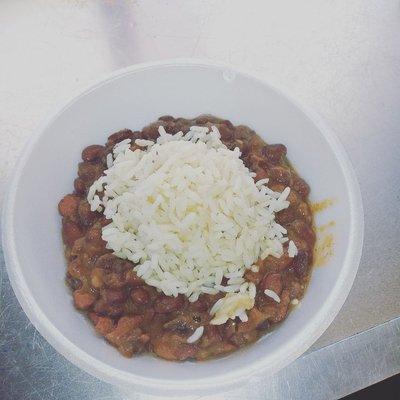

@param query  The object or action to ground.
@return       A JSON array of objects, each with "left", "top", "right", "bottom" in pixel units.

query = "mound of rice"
[{"left": 88, "top": 125, "right": 294, "bottom": 324}]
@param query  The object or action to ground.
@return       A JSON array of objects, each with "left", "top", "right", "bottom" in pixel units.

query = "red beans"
[
  {"left": 271, "top": 290, "right": 290, "bottom": 323},
  {"left": 218, "top": 124, "right": 235, "bottom": 141},
  {"left": 152, "top": 332, "right": 197, "bottom": 361},
  {"left": 254, "top": 168, "right": 269, "bottom": 182},
  {"left": 131, "top": 287, "right": 150, "bottom": 305},
  {"left": 262, "top": 144, "right": 287, "bottom": 165},
  {"left": 288, "top": 219, "right": 316, "bottom": 248},
  {"left": 263, "top": 250, "right": 293, "bottom": 271},
  {"left": 125, "top": 270, "right": 144, "bottom": 287},
  {"left": 74, "top": 178, "right": 86, "bottom": 194},
  {"left": 78, "top": 200, "right": 98, "bottom": 226},
  {"left": 296, "top": 201, "right": 313, "bottom": 224},
  {"left": 62, "top": 221, "right": 84, "bottom": 247},
  {"left": 268, "top": 166, "right": 291, "bottom": 185},
  {"left": 292, "top": 250, "right": 310, "bottom": 279},
  {"left": 154, "top": 294, "right": 185, "bottom": 314},
  {"left": 102, "top": 272, "right": 126, "bottom": 289},
  {"left": 95, "top": 254, "right": 133, "bottom": 272},
  {"left": 261, "top": 273, "right": 283, "bottom": 295},
  {"left": 291, "top": 176, "right": 310, "bottom": 198},
  {"left": 73, "top": 290, "right": 96, "bottom": 310},
  {"left": 86, "top": 224, "right": 103, "bottom": 242},
  {"left": 101, "top": 288, "right": 128, "bottom": 305},
  {"left": 78, "top": 162, "right": 103, "bottom": 183},
  {"left": 158, "top": 115, "right": 175, "bottom": 122},
  {"left": 107, "top": 129, "right": 133, "bottom": 146},
  {"left": 82, "top": 145, "right": 105, "bottom": 162},
  {"left": 141, "top": 124, "right": 160, "bottom": 140},
  {"left": 105, "top": 316, "right": 144, "bottom": 357},
  {"left": 276, "top": 207, "right": 296, "bottom": 225},
  {"left": 93, "top": 298, "right": 124, "bottom": 318},
  {"left": 94, "top": 316, "right": 114, "bottom": 335},
  {"left": 58, "top": 194, "right": 80, "bottom": 219}
]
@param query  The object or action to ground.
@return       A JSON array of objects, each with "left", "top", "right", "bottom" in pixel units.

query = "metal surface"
[{"left": 0, "top": 1, "right": 399, "bottom": 399}]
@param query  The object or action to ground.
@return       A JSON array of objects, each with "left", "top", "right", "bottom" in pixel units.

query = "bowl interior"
[{"left": 6, "top": 63, "right": 360, "bottom": 391}]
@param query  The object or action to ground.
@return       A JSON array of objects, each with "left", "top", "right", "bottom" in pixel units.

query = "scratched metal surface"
[{"left": 0, "top": 1, "right": 399, "bottom": 399}]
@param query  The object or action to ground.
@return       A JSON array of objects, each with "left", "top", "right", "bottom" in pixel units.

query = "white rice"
[
  {"left": 186, "top": 326, "right": 204, "bottom": 343},
  {"left": 288, "top": 240, "right": 298, "bottom": 257},
  {"left": 88, "top": 124, "right": 292, "bottom": 324},
  {"left": 264, "top": 289, "right": 281, "bottom": 303}
]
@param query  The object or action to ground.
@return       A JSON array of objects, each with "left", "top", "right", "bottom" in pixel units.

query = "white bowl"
[{"left": 2, "top": 60, "right": 363, "bottom": 396}]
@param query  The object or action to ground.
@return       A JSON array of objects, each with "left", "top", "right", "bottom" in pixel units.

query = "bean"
[
  {"left": 292, "top": 250, "right": 310, "bottom": 279},
  {"left": 158, "top": 115, "right": 175, "bottom": 122},
  {"left": 58, "top": 195, "right": 80, "bottom": 219},
  {"left": 78, "top": 162, "right": 103, "bottom": 183},
  {"left": 93, "top": 298, "right": 124, "bottom": 318},
  {"left": 218, "top": 124, "right": 234, "bottom": 141},
  {"left": 152, "top": 332, "right": 197, "bottom": 361},
  {"left": 107, "top": 129, "right": 133, "bottom": 146},
  {"left": 291, "top": 176, "right": 310, "bottom": 198},
  {"left": 287, "top": 189, "right": 300, "bottom": 207},
  {"left": 102, "top": 272, "right": 126, "bottom": 289},
  {"left": 296, "top": 201, "right": 313, "bottom": 224},
  {"left": 262, "top": 144, "right": 287, "bottom": 165},
  {"left": 271, "top": 290, "right": 290, "bottom": 323},
  {"left": 196, "top": 341, "right": 236, "bottom": 361},
  {"left": 67, "top": 259, "right": 86, "bottom": 279},
  {"left": 74, "top": 178, "right": 86, "bottom": 194},
  {"left": 233, "top": 139, "right": 249, "bottom": 154},
  {"left": 95, "top": 254, "right": 133, "bottom": 273},
  {"left": 86, "top": 224, "right": 103, "bottom": 243},
  {"left": 125, "top": 270, "right": 145, "bottom": 287},
  {"left": 199, "top": 325, "right": 222, "bottom": 348},
  {"left": 263, "top": 250, "right": 293, "bottom": 271},
  {"left": 288, "top": 219, "right": 316, "bottom": 248},
  {"left": 195, "top": 115, "right": 217, "bottom": 124},
  {"left": 101, "top": 288, "right": 128, "bottom": 305},
  {"left": 221, "top": 119, "right": 234, "bottom": 129},
  {"left": 73, "top": 290, "right": 96, "bottom": 310},
  {"left": 82, "top": 145, "right": 105, "bottom": 162},
  {"left": 62, "top": 221, "right": 84, "bottom": 247},
  {"left": 237, "top": 307, "right": 267, "bottom": 333},
  {"left": 90, "top": 268, "right": 104, "bottom": 289},
  {"left": 261, "top": 273, "right": 283, "bottom": 295},
  {"left": 268, "top": 182, "right": 286, "bottom": 193},
  {"left": 254, "top": 168, "right": 269, "bottom": 182},
  {"left": 229, "top": 330, "right": 258, "bottom": 346},
  {"left": 94, "top": 316, "right": 114, "bottom": 336},
  {"left": 131, "top": 287, "right": 150, "bottom": 305},
  {"left": 66, "top": 275, "right": 82, "bottom": 290},
  {"left": 256, "top": 319, "right": 270, "bottom": 331},
  {"left": 268, "top": 166, "right": 291, "bottom": 185},
  {"left": 235, "top": 125, "right": 255, "bottom": 140},
  {"left": 141, "top": 124, "right": 160, "bottom": 140},
  {"left": 154, "top": 294, "right": 185, "bottom": 313},
  {"left": 78, "top": 200, "right": 98, "bottom": 226},
  {"left": 276, "top": 207, "right": 296, "bottom": 225}
]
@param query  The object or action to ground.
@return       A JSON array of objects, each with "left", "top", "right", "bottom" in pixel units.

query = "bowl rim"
[{"left": 2, "top": 58, "right": 364, "bottom": 393}]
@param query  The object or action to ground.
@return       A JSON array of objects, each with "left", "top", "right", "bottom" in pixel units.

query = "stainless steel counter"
[{"left": 0, "top": 1, "right": 399, "bottom": 399}]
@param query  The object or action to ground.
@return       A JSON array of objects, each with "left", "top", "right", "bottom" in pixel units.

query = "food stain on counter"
[{"left": 312, "top": 198, "right": 335, "bottom": 267}]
